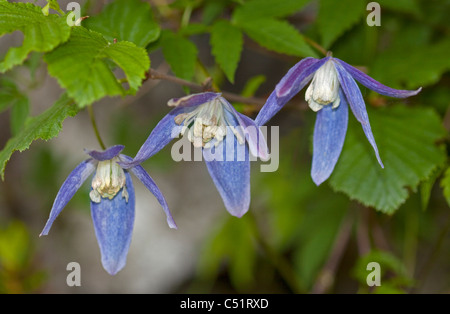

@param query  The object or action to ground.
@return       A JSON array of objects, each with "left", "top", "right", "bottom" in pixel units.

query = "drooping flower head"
[
  {"left": 40, "top": 145, "right": 177, "bottom": 275},
  {"left": 256, "top": 55, "right": 421, "bottom": 185},
  {"left": 120, "top": 92, "right": 269, "bottom": 218}
]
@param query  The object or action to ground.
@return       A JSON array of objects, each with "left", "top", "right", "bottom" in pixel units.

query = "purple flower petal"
[
  {"left": 335, "top": 58, "right": 422, "bottom": 98},
  {"left": 168, "top": 92, "right": 220, "bottom": 108},
  {"left": 220, "top": 97, "right": 269, "bottom": 160},
  {"left": 40, "top": 159, "right": 97, "bottom": 236},
  {"left": 334, "top": 62, "right": 384, "bottom": 168},
  {"left": 203, "top": 127, "right": 251, "bottom": 218},
  {"left": 275, "top": 57, "right": 327, "bottom": 98},
  {"left": 119, "top": 106, "right": 192, "bottom": 169},
  {"left": 85, "top": 145, "right": 124, "bottom": 161},
  {"left": 256, "top": 57, "right": 329, "bottom": 126},
  {"left": 311, "top": 91, "right": 349, "bottom": 186},
  {"left": 91, "top": 171, "right": 135, "bottom": 275},
  {"left": 119, "top": 155, "right": 177, "bottom": 229},
  {"left": 254, "top": 90, "right": 279, "bottom": 126}
]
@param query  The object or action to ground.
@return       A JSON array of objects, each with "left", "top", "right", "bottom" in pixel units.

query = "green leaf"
[
  {"left": 371, "top": 38, "right": 450, "bottom": 89},
  {"left": 420, "top": 166, "right": 443, "bottom": 210},
  {"left": 179, "top": 23, "right": 209, "bottom": 36},
  {"left": 441, "top": 167, "right": 450, "bottom": 207},
  {"left": 44, "top": 27, "right": 150, "bottom": 107},
  {"left": 160, "top": 30, "right": 198, "bottom": 81},
  {"left": 0, "top": 1, "right": 71, "bottom": 73},
  {"left": 330, "top": 105, "right": 447, "bottom": 214},
  {"left": 10, "top": 96, "right": 29, "bottom": 136},
  {"left": 352, "top": 250, "right": 413, "bottom": 293},
  {"left": 376, "top": 0, "right": 422, "bottom": 17},
  {"left": 0, "top": 76, "right": 30, "bottom": 135},
  {"left": 202, "top": 0, "right": 228, "bottom": 25},
  {"left": 317, "top": 0, "right": 366, "bottom": 48},
  {"left": 0, "top": 77, "right": 21, "bottom": 113},
  {"left": 0, "top": 94, "right": 78, "bottom": 180},
  {"left": 211, "top": 20, "right": 243, "bottom": 83},
  {"left": 42, "top": 0, "right": 64, "bottom": 16},
  {"left": 237, "top": 18, "right": 317, "bottom": 57},
  {"left": 233, "top": 0, "right": 311, "bottom": 21},
  {"left": 84, "top": 0, "right": 160, "bottom": 48}
]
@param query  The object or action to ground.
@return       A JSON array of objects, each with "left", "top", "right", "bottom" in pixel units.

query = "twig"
[{"left": 146, "top": 68, "right": 266, "bottom": 106}]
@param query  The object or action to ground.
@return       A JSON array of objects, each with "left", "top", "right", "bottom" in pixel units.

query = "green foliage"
[
  {"left": 0, "top": 76, "right": 30, "bottom": 135},
  {"left": 0, "top": 1, "right": 70, "bottom": 73},
  {"left": 330, "top": 105, "right": 446, "bottom": 214},
  {"left": 211, "top": 20, "right": 243, "bottom": 83},
  {"left": 353, "top": 250, "right": 414, "bottom": 293},
  {"left": 371, "top": 37, "right": 450, "bottom": 89},
  {"left": 160, "top": 30, "right": 198, "bottom": 81},
  {"left": 232, "top": 0, "right": 311, "bottom": 20},
  {"left": 235, "top": 18, "right": 317, "bottom": 58},
  {"left": 84, "top": 0, "right": 160, "bottom": 48},
  {"left": 198, "top": 215, "right": 257, "bottom": 291},
  {"left": 317, "top": 0, "right": 366, "bottom": 49},
  {"left": 441, "top": 167, "right": 450, "bottom": 207},
  {"left": 44, "top": 26, "right": 150, "bottom": 107},
  {"left": 376, "top": 0, "right": 422, "bottom": 17},
  {"left": 0, "top": 94, "right": 78, "bottom": 180},
  {"left": 0, "top": 221, "right": 46, "bottom": 293}
]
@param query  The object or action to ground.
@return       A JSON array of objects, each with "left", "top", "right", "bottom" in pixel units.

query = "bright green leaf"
[
  {"left": 84, "top": 0, "right": 160, "bottom": 48},
  {"left": 237, "top": 18, "right": 317, "bottom": 57},
  {"left": 44, "top": 27, "right": 150, "bottom": 107},
  {"left": 330, "top": 105, "right": 446, "bottom": 214},
  {"left": 0, "top": 1, "right": 70, "bottom": 73},
  {"left": 317, "top": 0, "right": 365, "bottom": 48},
  {"left": 160, "top": 30, "right": 198, "bottom": 81},
  {"left": 233, "top": 0, "right": 311, "bottom": 21},
  {"left": 211, "top": 20, "right": 243, "bottom": 83},
  {"left": 0, "top": 94, "right": 78, "bottom": 180},
  {"left": 441, "top": 167, "right": 450, "bottom": 207}
]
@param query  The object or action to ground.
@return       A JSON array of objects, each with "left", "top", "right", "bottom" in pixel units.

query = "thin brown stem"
[{"left": 87, "top": 105, "right": 106, "bottom": 150}]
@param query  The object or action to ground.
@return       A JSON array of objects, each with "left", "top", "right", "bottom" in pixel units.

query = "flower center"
[
  {"left": 89, "top": 157, "right": 129, "bottom": 203},
  {"left": 173, "top": 97, "right": 244, "bottom": 148},
  {"left": 305, "top": 59, "right": 341, "bottom": 112}
]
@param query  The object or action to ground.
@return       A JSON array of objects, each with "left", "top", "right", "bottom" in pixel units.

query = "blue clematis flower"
[
  {"left": 120, "top": 92, "right": 269, "bottom": 218},
  {"left": 255, "top": 56, "right": 421, "bottom": 186},
  {"left": 40, "top": 145, "right": 177, "bottom": 275}
]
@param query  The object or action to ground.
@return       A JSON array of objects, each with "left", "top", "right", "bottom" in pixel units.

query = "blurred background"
[{"left": 0, "top": 0, "right": 449, "bottom": 293}]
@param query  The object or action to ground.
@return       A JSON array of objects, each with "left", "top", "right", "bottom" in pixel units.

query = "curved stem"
[
  {"left": 303, "top": 36, "right": 329, "bottom": 57},
  {"left": 87, "top": 105, "right": 106, "bottom": 150}
]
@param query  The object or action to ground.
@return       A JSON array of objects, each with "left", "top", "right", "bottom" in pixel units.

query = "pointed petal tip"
[
  {"left": 228, "top": 206, "right": 249, "bottom": 218},
  {"left": 312, "top": 175, "right": 326, "bottom": 187},
  {"left": 103, "top": 262, "right": 124, "bottom": 276},
  {"left": 168, "top": 219, "right": 178, "bottom": 229}
]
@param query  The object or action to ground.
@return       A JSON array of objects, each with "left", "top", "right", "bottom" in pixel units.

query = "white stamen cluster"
[
  {"left": 173, "top": 97, "right": 244, "bottom": 148},
  {"left": 89, "top": 157, "right": 129, "bottom": 203},
  {"left": 305, "top": 59, "right": 341, "bottom": 112}
]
